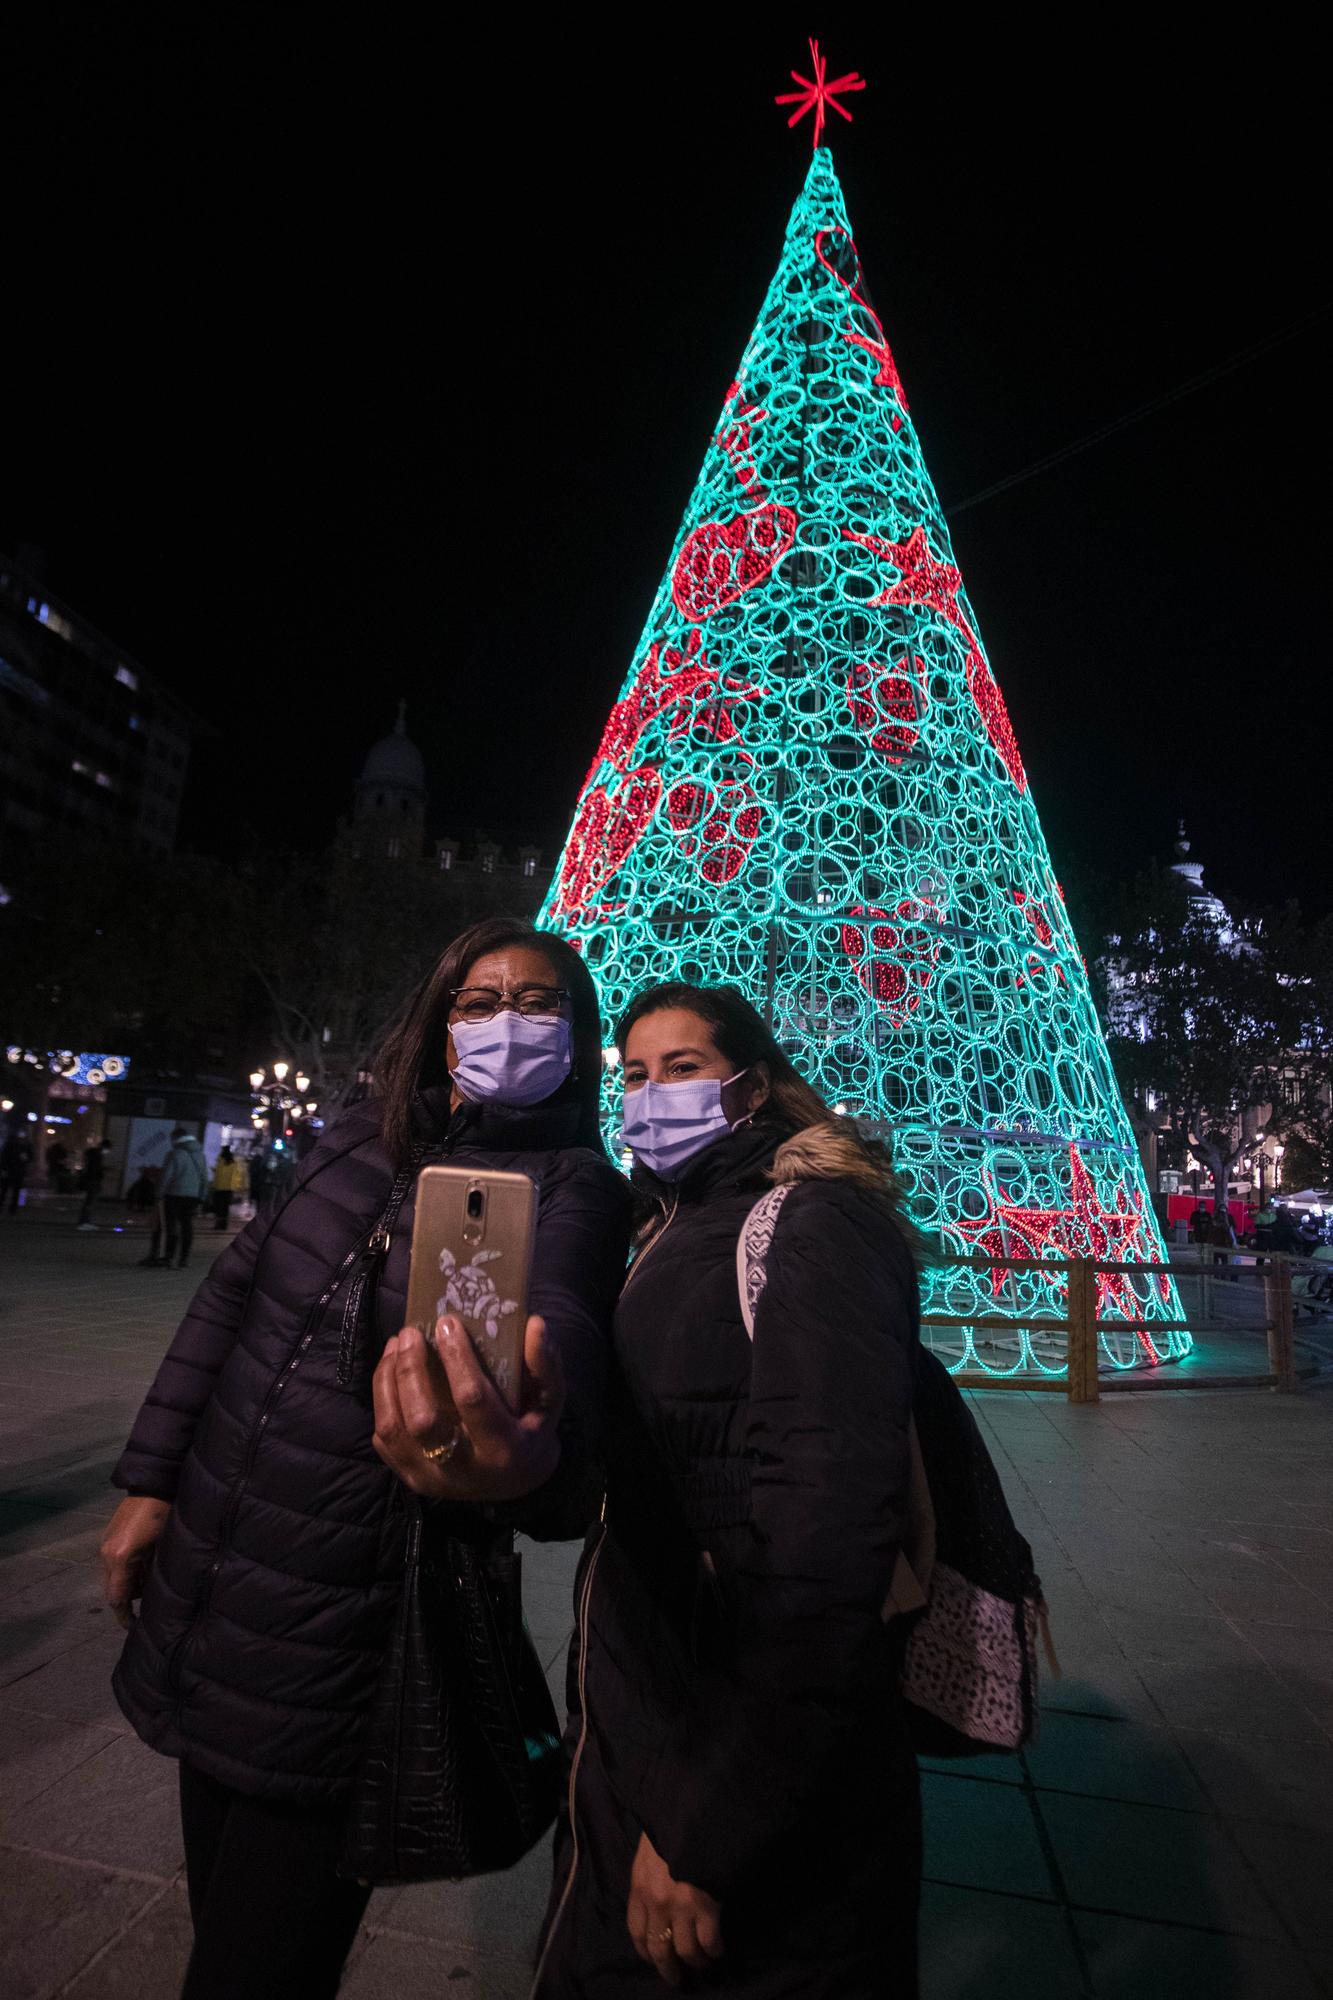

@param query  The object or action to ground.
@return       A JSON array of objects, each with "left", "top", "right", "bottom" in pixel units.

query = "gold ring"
[
  {"left": 420, "top": 1433, "right": 459, "bottom": 1463},
  {"left": 656, "top": 1927, "right": 674, "bottom": 1945}
]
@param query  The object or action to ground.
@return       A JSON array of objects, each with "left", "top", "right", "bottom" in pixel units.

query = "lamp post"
[{"left": 248, "top": 1062, "right": 319, "bottom": 1162}]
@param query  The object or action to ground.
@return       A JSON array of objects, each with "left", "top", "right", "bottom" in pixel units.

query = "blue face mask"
[
  {"left": 450, "top": 1012, "right": 574, "bottom": 1108},
  {"left": 619, "top": 1070, "right": 749, "bottom": 1180}
]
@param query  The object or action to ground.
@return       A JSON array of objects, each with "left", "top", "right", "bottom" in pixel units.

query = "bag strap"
[
  {"left": 336, "top": 1143, "right": 428, "bottom": 1386},
  {"left": 734, "top": 1179, "right": 935, "bottom": 1618}
]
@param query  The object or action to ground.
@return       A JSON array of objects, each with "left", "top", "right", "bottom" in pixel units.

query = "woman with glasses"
[
  {"left": 534, "top": 980, "right": 923, "bottom": 1998},
  {"left": 100, "top": 918, "right": 631, "bottom": 2000}
]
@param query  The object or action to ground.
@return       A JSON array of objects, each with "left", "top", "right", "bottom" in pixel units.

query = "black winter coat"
[
  {"left": 112, "top": 1091, "right": 631, "bottom": 1803},
  {"left": 538, "top": 1119, "right": 922, "bottom": 1998}
]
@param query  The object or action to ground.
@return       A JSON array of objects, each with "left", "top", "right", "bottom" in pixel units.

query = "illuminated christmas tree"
[{"left": 540, "top": 88, "right": 1185, "bottom": 1374}]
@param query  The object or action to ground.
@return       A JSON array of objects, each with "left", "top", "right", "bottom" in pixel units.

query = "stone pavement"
[{"left": 1, "top": 1206, "right": 1331, "bottom": 1999}]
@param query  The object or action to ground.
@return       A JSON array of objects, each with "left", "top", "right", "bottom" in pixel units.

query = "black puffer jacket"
[
  {"left": 538, "top": 1118, "right": 921, "bottom": 1998},
  {"left": 112, "top": 1091, "right": 631, "bottom": 1803}
]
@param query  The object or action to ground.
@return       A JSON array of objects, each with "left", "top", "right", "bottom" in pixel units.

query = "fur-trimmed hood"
[{"left": 769, "top": 1120, "right": 890, "bottom": 1191}]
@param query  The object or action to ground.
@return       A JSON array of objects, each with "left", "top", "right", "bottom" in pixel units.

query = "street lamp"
[{"left": 248, "top": 1062, "right": 318, "bottom": 1155}]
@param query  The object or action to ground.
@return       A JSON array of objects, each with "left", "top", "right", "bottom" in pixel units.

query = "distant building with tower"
[
  {"left": 0, "top": 551, "right": 197, "bottom": 866},
  {"left": 340, "top": 699, "right": 550, "bottom": 898}
]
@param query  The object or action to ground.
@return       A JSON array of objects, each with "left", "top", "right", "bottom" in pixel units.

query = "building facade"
[
  {"left": 0, "top": 553, "right": 196, "bottom": 865},
  {"left": 340, "top": 700, "right": 551, "bottom": 901}
]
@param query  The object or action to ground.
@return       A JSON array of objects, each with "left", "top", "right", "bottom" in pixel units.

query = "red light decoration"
[
  {"left": 1013, "top": 889, "right": 1053, "bottom": 948},
  {"left": 955, "top": 1142, "right": 1172, "bottom": 1358},
  {"left": 666, "top": 775, "right": 764, "bottom": 884},
  {"left": 1011, "top": 889, "right": 1066, "bottom": 987},
  {"left": 582, "top": 629, "right": 764, "bottom": 790},
  {"left": 673, "top": 377, "right": 798, "bottom": 621},
  {"left": 775, "top": 38, "right": 865, "bottom": 150},
  {"left": 553, "top": 765, "right": 661, "bottom": 919},
  {"left": 815, "top": 226, "right": 909, "bottom": 429},
  {"left": 847, "top": 655, "right": 928, "bottom": 762},
  {"left": 845, "top": 525, "right": 1027, "bottom": 792},
  {"left": 716, "top": 381, "right": 771, "bottom": 495},
  {"left": 839, "top": 888, "right": 943, "bottom": 1027},
  {"left": 966, "top": 651, "right": 1027, "bottom": 793},
  {"left": 848, "top": 522, "right": 966, "bottom": 622},
  {"left": 672, "top": 502, "right": 797, "bottom": 622}
]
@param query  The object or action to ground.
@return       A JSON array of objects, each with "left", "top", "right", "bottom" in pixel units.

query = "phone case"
[{"left": 405, "top": 1165, "right": 537, "bottom": 1413}]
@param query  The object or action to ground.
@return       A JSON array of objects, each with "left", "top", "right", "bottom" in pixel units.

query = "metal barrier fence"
[{"left": 921, "top": 1251, "right": 1329, "bottom": 1401}]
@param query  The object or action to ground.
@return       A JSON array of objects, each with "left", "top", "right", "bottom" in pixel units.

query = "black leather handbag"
[{"left": 340, "top": 1491, "right": 564, "bottom": 1884}]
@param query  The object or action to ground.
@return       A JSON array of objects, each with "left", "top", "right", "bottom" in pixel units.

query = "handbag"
[
  {"left": 736, "top": 1182, "right": 1053, "bottom": 1757},
  {"left": 340, "top": 1492, "right": 563, "bottom": 1884}
]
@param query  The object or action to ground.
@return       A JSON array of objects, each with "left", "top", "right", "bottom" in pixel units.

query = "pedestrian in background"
[
  {"left": 1252, "top": 1201, "right": 1276, "bottom": 1270},
  {"left": 1189, "top": 1204, "right": 1212, "bottom": 1250},
  {"left": 46, "top": 1138, "right": 70, "bottom": 1192},
  {"left": 1209, "top": 1205, "right": 1237, "bottom": 1280},
  {"left": 209, "top": 1145, "right": 245, "bottom": 1231},
  {"left": 1270, "top": 1207, "right": 1301, "bottom": 1257},
  {"left": 246, "top": 1151, "right": 271, "bottom": 1215},
  {"left": 1, "top": 1129, "right": 34, "bottom": 1213},
  {"left": 138, "top": 1128, "right": 209, "bottom": 1269},
  {"left": 76, "top": 1138, "right": 109, "bottom": 1230}
]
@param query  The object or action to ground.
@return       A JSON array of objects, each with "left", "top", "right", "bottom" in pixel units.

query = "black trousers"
[
  {"left": 0, "top": 1175, "right": 24, "bottom": 1214},
  {"left": 149, "top": 1196, "right": 199, "bottom": 1265},
  {"left": 211, "top": 1189, "right": 233, "bottom": 1228},
  {"left": 178, "top": 1762, "right": 371, "bottom": 2000}
]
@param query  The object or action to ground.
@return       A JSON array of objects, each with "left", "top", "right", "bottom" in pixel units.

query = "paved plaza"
[{"left": 2, "top": 1204, "right": 1331, "bottom": 1999}]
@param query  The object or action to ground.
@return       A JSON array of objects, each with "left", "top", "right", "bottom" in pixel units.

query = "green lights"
[{"left": 541, "top": 149, "right": 1186, "bottom": 1372}]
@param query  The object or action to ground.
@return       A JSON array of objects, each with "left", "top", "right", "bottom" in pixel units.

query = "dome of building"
[
  {"left": 356, "top": 699, "right": 425, "bottom": 800},
  {"left": 1171, "top": 821, "right": 1230, "bottom": 931}
]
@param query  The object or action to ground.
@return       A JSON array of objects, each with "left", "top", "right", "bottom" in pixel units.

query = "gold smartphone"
[{"left": 405, "top": 1165, "right": 537, "bottom": 1413}]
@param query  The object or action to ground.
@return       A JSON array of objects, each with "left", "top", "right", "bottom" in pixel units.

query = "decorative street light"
[{"left": 248, "top": 1062, "right": 319, "bottom": 1152}]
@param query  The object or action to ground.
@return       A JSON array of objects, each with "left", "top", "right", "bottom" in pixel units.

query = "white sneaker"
[{"left": 76, "top": 1223, "right": 99, "bottom": 1232}]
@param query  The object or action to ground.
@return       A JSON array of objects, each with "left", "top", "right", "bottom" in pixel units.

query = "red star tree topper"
[{"left": 775, "top": 39, "right": 866, "bottom": 149}]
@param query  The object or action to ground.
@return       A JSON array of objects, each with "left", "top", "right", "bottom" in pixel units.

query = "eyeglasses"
[{"left": 449, "top": 985, "right": 569, "bottom": 1023}]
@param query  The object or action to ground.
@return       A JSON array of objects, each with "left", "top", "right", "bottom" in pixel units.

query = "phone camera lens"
[{"left": 466, "top": 1189, "right": 484, "bottom": 1221}]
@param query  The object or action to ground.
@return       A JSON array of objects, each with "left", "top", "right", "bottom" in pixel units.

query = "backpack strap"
[
  {"left": 735, "top": 1177, "right": 935, "bottom": 1618},
  {"left": 735, "top": 1183, "right": 795, "bottom": 1339}
]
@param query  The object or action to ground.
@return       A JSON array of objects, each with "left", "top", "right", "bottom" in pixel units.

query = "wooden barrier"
[
  {"left": 1065, "top": 1258, "right": 1100, "bottom": 1404},
  {"left": 920, "top": 1250, "right": 1308, "bottom": 1399}
]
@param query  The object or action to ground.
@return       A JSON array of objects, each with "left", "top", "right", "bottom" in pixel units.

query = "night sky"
[{"left": 5, "top": 22, "right": 1328, "bottom": 921}]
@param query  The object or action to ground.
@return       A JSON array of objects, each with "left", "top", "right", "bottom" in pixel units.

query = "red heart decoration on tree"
[
  {"left": 666, "top": 777, "right": 763, "bottom": 885},
  {"left": 839, "top": 897, "right": 942, "bottom": 1028},
  {"left": 672, "top": 504, "right": 797, "bottom": 622},
  {"left": 554, "top": 766, "right": 661, "bottom": 916}
]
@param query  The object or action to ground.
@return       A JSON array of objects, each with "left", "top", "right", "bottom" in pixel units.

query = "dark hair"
[
  {"left": 616, "top": 981, "right": 929, "bottom": 1255},
  {"left": 616, "top": 982, "right": 832, "bottom": 1133},
  {"left": 374, "top": 918, "right": 608, "bottom": 1167}
]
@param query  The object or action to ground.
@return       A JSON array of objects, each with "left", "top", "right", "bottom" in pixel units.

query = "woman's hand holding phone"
[{"left": 371, "top": 1312, "right": 565, "bottom": 1503}]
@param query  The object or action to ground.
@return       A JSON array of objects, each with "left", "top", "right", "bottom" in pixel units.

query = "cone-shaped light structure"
[{"left": 540, "top": 149, "right": 1185, "bottom": 1373}]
